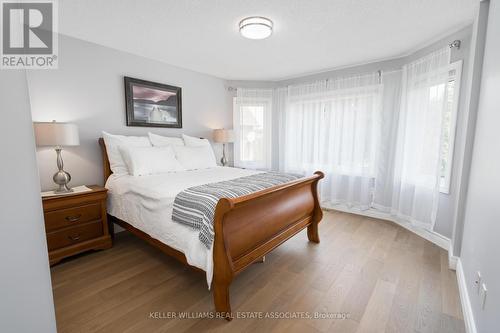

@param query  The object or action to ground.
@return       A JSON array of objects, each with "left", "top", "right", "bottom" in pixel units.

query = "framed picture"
[{"left": 124, "top": 76, "right": 182, "bottom": 128}]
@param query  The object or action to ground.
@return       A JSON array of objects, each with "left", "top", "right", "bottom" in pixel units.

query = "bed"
[{"left": 99, "top": 138, "right": 324, "bottom": 319}]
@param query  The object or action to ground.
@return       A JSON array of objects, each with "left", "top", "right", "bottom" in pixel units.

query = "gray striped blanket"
[{"left": 172, "top": 172, "right": 302, "bottom": 248}]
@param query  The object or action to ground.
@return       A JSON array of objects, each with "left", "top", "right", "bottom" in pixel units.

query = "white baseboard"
[
  {"left": 448, "top": 243, "right": 458, "bottom": 270},
  {"left": 325, "top": 205, "right": 451, "bottom": 251},
  {"left": 449, "top": 254, "right": 458, "bottom": 270},
  {"left": 456, "top": 259, "right": 477, "bottom": 333}
]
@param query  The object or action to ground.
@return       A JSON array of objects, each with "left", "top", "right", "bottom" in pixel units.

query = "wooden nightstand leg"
[{"left": 95, "top": 236, "right": 113, "bottom": 250}]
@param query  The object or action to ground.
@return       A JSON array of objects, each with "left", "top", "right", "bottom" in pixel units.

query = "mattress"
[{"left": 105, "top": 166, "right": 261, "bottom": 287}]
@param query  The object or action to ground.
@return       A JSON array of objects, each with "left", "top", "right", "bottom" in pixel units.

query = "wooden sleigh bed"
[{"left": 98, "top": 138, "right": 324, "bottom": 320}]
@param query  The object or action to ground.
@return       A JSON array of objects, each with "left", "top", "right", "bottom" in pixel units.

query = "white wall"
[
  {"left": 28, "top": 34, "right": 232, "bottom": 191},
  {"left": 0, "top": 71, "right": 56, "bottom": 332},
  {"left": 450, "top": 1, "right": 489, "bottom": 260},
  {"left": 460, "top": 0, "right": 500, "bottom": 332}
]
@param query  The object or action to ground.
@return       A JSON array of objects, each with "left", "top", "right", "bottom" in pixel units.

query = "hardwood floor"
[{"left": 50, "top": 210, "right": 465, "bottom": 333}]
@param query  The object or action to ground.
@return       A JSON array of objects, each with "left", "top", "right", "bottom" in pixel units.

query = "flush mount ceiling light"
[{"left": 239, "top": 16, "right": 273, "bottom": 40}]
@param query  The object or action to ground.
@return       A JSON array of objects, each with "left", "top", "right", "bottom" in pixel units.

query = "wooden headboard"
[{"left": 98, "top": 138, "right": 112, "bottom": 184}]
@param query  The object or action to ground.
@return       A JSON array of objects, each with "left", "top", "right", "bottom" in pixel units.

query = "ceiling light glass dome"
[{"left": 239, "top": 16, "right": 273, "bottom": 40}]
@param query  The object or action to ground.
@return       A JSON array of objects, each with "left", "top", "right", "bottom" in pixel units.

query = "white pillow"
[
  {"left": 102, "top": 132, "right": 151, "bottom": 175},
  {"left": 119, "top": 146, "right": 184, "bottom": 176},
  {"left": 173, "top": 145, "right": 217, "bottom": 170},
  {"left": 182, "top": 134, "right": 210, "bottom": 147},
  {"left": 149, "top": 132, "right": 185, "bottom": 147}
]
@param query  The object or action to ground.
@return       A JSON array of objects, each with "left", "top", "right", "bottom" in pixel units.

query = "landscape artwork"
[{"left": 124, "top": 77, "right": 182, "bottom": 128}]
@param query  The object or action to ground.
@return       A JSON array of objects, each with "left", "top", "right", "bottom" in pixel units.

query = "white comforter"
[{"left": 105, "top": 166, "right": 261, "bottom": 287}]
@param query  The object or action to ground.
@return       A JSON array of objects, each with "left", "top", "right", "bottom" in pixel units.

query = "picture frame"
[{"left": 124, "top": 76, "right": 182, "bottom": 128}]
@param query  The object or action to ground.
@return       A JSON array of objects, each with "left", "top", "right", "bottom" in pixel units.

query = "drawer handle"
[
  {"left": 68, "top": 234, "right": 81, "bottom": 241},
  {"left": 65, "top": 214, "right": 82, "bottom": 222}
]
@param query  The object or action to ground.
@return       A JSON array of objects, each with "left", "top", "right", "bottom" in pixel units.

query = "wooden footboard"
[{"left": 212, "top": 171, "right": 324, "bottom": 319}]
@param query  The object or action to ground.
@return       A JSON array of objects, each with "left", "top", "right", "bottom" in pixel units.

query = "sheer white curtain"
[
  {"left": 234, "top": 47, "right": 452, "bottom": 231},
  {"left": 279, "top": 74, "right": 382, "bottom": 208},
  {"left": 233, "top": 88, "right": 273, "bottom": 169},
  {"left": 377, "top": 47, "right": 451, "bottom": 228}
]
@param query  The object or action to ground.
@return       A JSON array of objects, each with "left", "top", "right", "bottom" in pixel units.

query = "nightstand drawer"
[
  {"left": 44, "top": 202, "right": 101, "bottom": 231},
  {"left": 46, "top": 221, "right": 103, "bottom": 251}
]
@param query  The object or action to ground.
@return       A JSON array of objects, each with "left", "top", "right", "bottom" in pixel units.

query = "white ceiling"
[{"left": 59, "top": 0, "right": 477, "bottom": 81}]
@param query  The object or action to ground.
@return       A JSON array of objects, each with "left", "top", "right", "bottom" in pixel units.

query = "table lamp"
[
  {"left": 34, "top": 121, "right": 80, "bottom": 193},
  {"left": 213, "top": 129, "right": 234, "bottom": 166}
]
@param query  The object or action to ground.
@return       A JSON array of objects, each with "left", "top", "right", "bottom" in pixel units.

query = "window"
[
  {"left": 284, "top": 87, "right": 381, "bottom": 177},
  {"left": 399, "top": 59, "right": 462, "bottom": 194},
  {"left": 233, "top": 97, "right": 272, "bottom": 169},
  {"left": 439, "top": 61, "right": 462, "bottom": 194}
]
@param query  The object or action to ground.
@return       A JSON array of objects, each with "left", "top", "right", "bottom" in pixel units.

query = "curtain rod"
[{"left": 230, "top": 70, "right": 384, "bottom": 90}]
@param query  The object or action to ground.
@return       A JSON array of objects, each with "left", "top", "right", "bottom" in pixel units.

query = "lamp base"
[
  {"left": 220, "top": 143, "right": 228, "bottom": 167},
  {"left": 54, "top": 184, "right": 73, "bottom": 194},
  {"left": 53, "top": 170, "right": 73, "bottom": 193}
]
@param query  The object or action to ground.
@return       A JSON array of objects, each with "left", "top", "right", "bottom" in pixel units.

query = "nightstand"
[{"left": 42, "top": 185, "right": 112, "bottom": 265}]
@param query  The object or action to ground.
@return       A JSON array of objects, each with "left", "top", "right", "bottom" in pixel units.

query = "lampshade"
[
  {"left": 34, "top": 121, "right": 80, "bottom": 147},
  {"left": 213, "top": 129, "right": 234, "bottom": 143}
]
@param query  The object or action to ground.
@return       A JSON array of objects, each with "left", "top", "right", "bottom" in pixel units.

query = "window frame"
[
  {"left": 439, "top": 60, "right": 463, "bottom": 194},
  {"left": 233, "top": 96, "right": 272, "bottom": 170}
]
